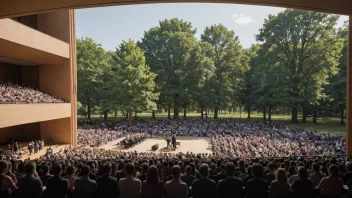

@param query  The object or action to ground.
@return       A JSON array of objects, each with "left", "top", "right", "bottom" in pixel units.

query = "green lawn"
[{"left": 78, "top": 112, "right": 346, "bottom": 136}]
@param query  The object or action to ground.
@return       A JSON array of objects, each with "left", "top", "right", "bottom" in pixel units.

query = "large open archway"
[{"left": 0, "top": 0, "right": 351, "bottom": 155}]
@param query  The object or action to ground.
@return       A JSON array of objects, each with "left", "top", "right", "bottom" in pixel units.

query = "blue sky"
[{"left": 76, "top": 3, "right": 349, "bottom": 51}]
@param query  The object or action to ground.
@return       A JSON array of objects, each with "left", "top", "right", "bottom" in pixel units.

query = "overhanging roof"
[{"left": 0, "top": 0, "right": 351, "bottom": 19}]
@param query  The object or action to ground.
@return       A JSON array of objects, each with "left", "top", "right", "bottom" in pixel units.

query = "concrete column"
[{"left": 347, "top": 17, "right": 352, "bottom": 156}]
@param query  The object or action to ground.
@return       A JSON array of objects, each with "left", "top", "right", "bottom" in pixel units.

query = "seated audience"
[
  {"left": 17, "top": 161, "right": 43, "bottom": 198},
  {"left": 316, "top": 164, "right": 344, "bottom": 198},
  {"left": 290, "top": 166, "right": 314, "bottom": 198},
  {"left": 245, "top": 163, "right": 268, "bottom": 198},
  {"left": 164, "top": 165, "right": 188, "bottom": 198},
  {"left": 192, "top": 163, "right": 217, "bottom": 198},
  {"left": 141, "top": 165, "right": 163, "bottom": 198},
  {"left": 217, "top": 162, "right": 245, "bottom": 198},
  {"left": 269, "top": 168, "right": 290, "bottom": 198},
  {"left": 119, "top": 163, "right": 141, "bottom": 198},
  {"left": 96, "top": 163, "right": 118, "bottom": 198},
  {"left": 44, "top": 162, "right": 69, "bottom": 198},
  {"left": 310, "top": 163, "right": 326, "bottom": 187},
  {"left": 0, "top": 160, "right": 18, "bottom": 198},
  {"left": 74, "top": 165, "right": 97, "bottom": 198},
  {"left": 0, "top": 82, "right": 66, "bottom": 104}
]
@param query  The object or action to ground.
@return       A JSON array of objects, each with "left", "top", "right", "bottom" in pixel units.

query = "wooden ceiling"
[{"left": 0, "top": 0, "right": 351, "bottom": 19}]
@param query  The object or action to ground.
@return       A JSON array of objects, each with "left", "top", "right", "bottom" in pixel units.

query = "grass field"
[{"left": 78, "top": 112, "right": 346, "bottom": 136}]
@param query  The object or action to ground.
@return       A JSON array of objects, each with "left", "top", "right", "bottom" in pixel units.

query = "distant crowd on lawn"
[
  {"left": 77, "top": 119, "right": 345, "bottom": 158},
  {"left": 0, "top": 82, "right": 66, "bottom": 104},
  {"left": 1, "top": 151, "right": 352, "bottom": 198}
]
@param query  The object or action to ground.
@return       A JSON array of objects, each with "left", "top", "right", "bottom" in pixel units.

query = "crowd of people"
[
  {"left": 0, "top": 82, "right": 67, "bottom": 104},
  {"left": 77, "top": 119, "right": 346, "bottom": 158},
  {"left": 77, "top": 129, "right": 124, "bottom": 147},
  {"left": 0, "top": 153, "right": 351, "bottom": 198}
]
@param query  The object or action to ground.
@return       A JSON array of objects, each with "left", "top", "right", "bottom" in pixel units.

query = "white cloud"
[{"left": 232, "top": 13, "right": 254, "bottom": 25}]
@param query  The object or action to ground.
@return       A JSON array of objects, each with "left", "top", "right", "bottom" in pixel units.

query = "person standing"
[
  {"left": 28, "top": 143, "right": 33, "bottom": 155},
  {"left": 141, "top": 165, "right": 163, "bottom": 198},
  {"left": 17, "top": 161, "right": 43, "bottom": 198},
  {"left": 0, "top": 160, "right": 18, "bottom": 198},
  {"left": 44, "top": 163, "right": 69, "bottom": 198},
  {"left": 217, "top": 162, "right": 245, "bottom": 198},
  {"left": 245, "top": 163, "right": 269, "bottom": 198},
  {"left": 316, "top": 165, "right": 344, "bottom": 198},
  {"left": 172, "top": 134, "right": 176, "bottom": 149},
  {"left": 96, "top": 163, "right": 118, "bottom": 198},
  {"left": 269, "top": 168, "right": 290, "bottom": 198},
  {"left": 191, "top": 164, "right": 217, "bottom": 198},
  {"left": 290, "top": 167, "right": 314, "bottom": 198},
  {"left": 74, "top": 165, "right": 97, "bottom": 198},
  {"left": 164, "top": 165, "right": 188, "bottom": 198},
  {"left": 119, "top": 163, "right": 141, "bottom": 198}
]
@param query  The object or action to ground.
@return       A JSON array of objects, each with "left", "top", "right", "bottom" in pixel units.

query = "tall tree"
[
  {"left": 325, "top": 21, "right": 348, "bottom": 124},
  {"left": 109, "top": 40, "right": 158, "bottom": 126},
  {"left": 201, "top": 24, "right": 249, "bottom": 119},
  {"left": 77, "top": 37, "right": 108, "bottom": 119},
  {"left": 140, "top": 18, "right": 208, "bottom": 119},
  {"left": 256, "top": 9, "right": 344, "bottom": 123}
]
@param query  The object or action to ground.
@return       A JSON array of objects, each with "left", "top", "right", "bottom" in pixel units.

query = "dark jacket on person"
[
  {"left": 180, "top": 174, "right": 195, "bottom": 189},
  {"left": 74, "top": 177, "right": 97, "bottom": 198},
  {"left": 245, "top": 178, "right": 269, "bottom": 198},
  {"left": 217, "top": 177, "right": 245, "bottom": 198},
  {"left": 192, "top": 178, "right": 217, "bottom": 198},
  {"left": 96, "top": 175, "right": 118, "bottom": 198},
  {"left": 290, "top": 179, "right": 314, "bottom": 198},
  {"left": 17, "top": 174, "right": 43, "bottom": 198},
  {"left": 44, "top": 176, "right": 69, "bottom": 198}
]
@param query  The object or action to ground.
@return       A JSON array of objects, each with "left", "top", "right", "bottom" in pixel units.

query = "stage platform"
[{"left": 101, "top": 136, "right": 213, "bottom": 154}]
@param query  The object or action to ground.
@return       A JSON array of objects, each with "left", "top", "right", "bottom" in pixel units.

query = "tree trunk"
[
  {"left": 302, "top": 109, "right": 307, "bottom": 123},
  {"left": 183, "top": 107, "right": 187, "bottom": 119},
  {"left": 263, "top": 106, "right": 267, "bottom": 121},
  {"left": 268, "top": 106, "right": 272, "bottom": 121},
  {"left": 87, "top": 103, "right": 91, "bottom": 120},
  {"left": 125, "top": 110, "right": 128, "bottom": 118},
  {"left": 114, "top": 109, "right": 117, "bottom": 117},
  {"left": 225, "top": 110, "right": 227, "bottom": 115},
  {"left": 167, "top": 105, "right": 171, "bottom": 119},
  {"left": 341, "top": 109, "right": 345, "bottom": 125},
  {"left": 313, "top": 110, "right": 317, "bottom": 124},
  {"left": 201, "top": 106, "right": 204, "bottom": 119},
  {"left": 135, "top": 109, "right": 137, "bottom": 119},
  {"left": 291, "top": 106, "right": 298, "bottom": 124},
  {"left": 214, "top": 107, "right": 218, "bottom": 119},
  {"left": 247, "top": 106, "right": 251, "bottom": 119},
  {"left": 128, "top": 110, "right": 132, "bottom": 127},
  {"left": 103, "top": 111, "right": 108, "bottom": 120},
  {"left": 152, "top": 110, "right": 156, "bottom": 120}
]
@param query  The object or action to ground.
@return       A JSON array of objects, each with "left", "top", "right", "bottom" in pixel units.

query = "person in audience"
[
  {"left": 180, "top": 165, "right": 195, "bottom": 190},
  {"left": 119, "top": 163, "right": 141, "bottom": 198},
  {"left": 191, "top": 163, "right": 217, "bottom": 198},
  {"left": 0, "top": 160, "right": 18, "bottom": 198},
  {"left": 64, "top": 165, "right": 77, "bottom": 193},
  {"left": 17, "top": 161, "right": 43, "bottom": 198},
  {"left": 41, "top": 164, "right": 53, "bottom": 187},
  {"left": 310, "top": 163, "right": 326, "bottom": 187},
  {"left": 290, "top": 166, "right": 314, "bottom": 198},
  {"left": 164, "top": 165, "right": 188, "bottom": 198},
  {"left": 316, "top": 164, "right": 344, "bottom": 198},
  {"left": 96, "top": 162, "right": 118, "bottom": 198},
  {"left": 265, "top": 162, "right": 276, "bottom": 184},
  {"left": 269, "top": 168, "right": 290, "bottom": 198},
  {"left": 217, "top": 162, "right": 245, "bottom": 198},
  {"left": 138, "top": 163, "right": 149, "bottom": 183},
  {"left": 74, "top": 165, "right": 97, "bottom": 198},
  {"left": 243, "top": 165, "right": 254, "bottom": 186},
  {"left": 343, "top": 162, "right": 352, "bottom": 188},
  {"left": 6, "top": 162, "right": 17, "bottom": 184},
  {"left": 44, "top": 162, "right": 69, "bottom": 198},
  {"left": 141, "top": 165, "right": 163, "bottom": 198},
  {"left": 245, "top": 163, "right": 268, "bottom": 198},
  {"left": 237, "top": 160, "right": 248, "bottom": 180}
]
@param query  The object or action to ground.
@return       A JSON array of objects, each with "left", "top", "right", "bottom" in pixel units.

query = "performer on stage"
[{"left": 172, "top": 133, "right": 176, "bottom": 149}]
